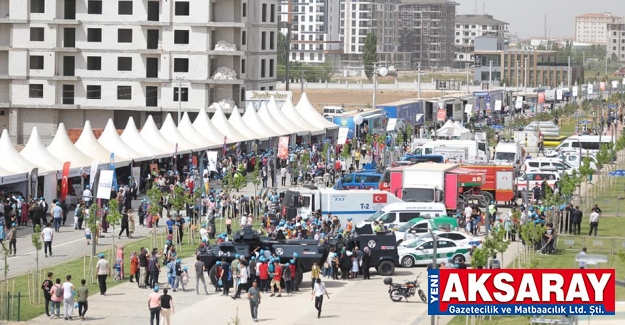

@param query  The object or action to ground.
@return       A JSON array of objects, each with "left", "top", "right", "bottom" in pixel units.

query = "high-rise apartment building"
[
  {"left": 607, "top": 24, "right": 625, "bottom": 62},
  {"left": 1, "top": 0, "right": 278, "bottom": 143},
  {"left": 454, "top": 14, "right": 508, "bottom": 67},
  {"left": 575, "top": 12, "right": 622, "bottom": 44}
]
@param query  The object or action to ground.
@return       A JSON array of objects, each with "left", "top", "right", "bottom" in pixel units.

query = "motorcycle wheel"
[
  {"left": 389, "top": 289, "right": 403, "bottom": 302},
  {"left": 418, "top": 289, "right": 427, "bottom": 303}
]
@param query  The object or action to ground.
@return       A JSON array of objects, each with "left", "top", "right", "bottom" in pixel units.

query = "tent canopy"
[
  {"left": 281, "top": 98, "right": 325, "bottom": 136},
  {"left": 242, "top": 102, "right": 279, "bottom": 138},
  {"left": 120, "top": 117, "right": 170, "bottom": 159},
  {"left": 266, "top": 96, "right": 305, "bottom": 135},
  {"left": 0, "top": 129, "right": 42, "bottom": 174},
  {"left": 20, "top": 127, "right": 64, "bottom": 171},
  {"left": 295, "top": 92, "right": 338, "bottom": 130},
  {"left": 140, "top": 115, "right": 177, "bottom": 156},
  {"left": 229, "top": 105, "right": 268, "bottom": 140},
  {"left": 159, "top": 114, "right": 200, "bottom": 153},
  {"left": 193, "top": 107, "right": 228, "bottom": 144},
  {"left": 75, "top": 121, "right": 129, "bottom": 165},
  {"left": 258, "top": 101, "right": 291, "bottom": 136},
  {"left": 99, "top": 119, "right": 144, "bottom": 161},
  {"left": 436, "top": 120, "right": 471, "bottom": 138},
  {"left": 211, "top": 105, "right": 250, "bottom": 143},
  {"left": 47, "top": 123, "right": 95, "bottom": 168},
  {"left": 178, "top": 112, "right": 220, "bottom": 148}
]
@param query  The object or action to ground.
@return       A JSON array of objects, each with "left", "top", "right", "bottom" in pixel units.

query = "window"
[
  {"left": 242, "top": 3, "right": 247, "bottom": 17},
  {"left": 269, "top": 31, "right": 275, "bottom": 50},
  {"left": 270, "top": 4, "right": 275, "bottom": 22},
  {"left": 241, "top": 59, "right": 246, "bottom": 74},
  {"left": 241, "top": 31, "right": 246, "bottom": 45},
  {"left": 117, "top": 86, "right": 132, "bottom": 100},
  {"left": 174, "top": 30, "right": 189, "bottom": 44},
  {"left": 30, "top": 27, "right": 44, "bottom": 41},
  {"left": 87, "top": 56, "right": 102, "bottom": 70},
  {"left": 261, "top": 4, "right": 267, "bottom": 22},
  {"left": 399, "top": 212, "right": 421, "bottom": 223},
  {"left": 30, "top": 0, "right": 45, "bottom": 13},
  {"left": 88, "top": 0, "right": 102, "bottom": 14},
  {"left": 87, "top": 28, "right": 102, "bottom": 42},
  {"left": 173, "top": 58, "right": 189, "bottom": 72},
  {"left": 261, "top": 31, "right": 266, "bottom": 50},
  {"left": 29, "top": 84, "right": 44, "bottom": 98},
  {"left": 260, "top": 59, "right": 266, "bottom": 78},
  {"left": 175, "top": 1, "right": 190, "bottom": 16},
  {"left": 269, "top": 59, "right": 274, "bottom": 78},
  {"left": 118, "top": 1, "right": 133, "bottom": 15},
  {"left": 117, "top": 57, "right": 132, "bottom": 71},
  {"left": 29, "top": 55, "right": 44, "bottom": 70},
  {"left": 62, "top": 85, "right": 74, "bottom": 105},
  {"left": 173, "top": 87, "right": 188, "bottom": 102},
  {"left": 118, "top": 29, "right": 133, "bottom": 43},
  {"left": 86, "top": 85, "right": 101, "bottom": 99}
]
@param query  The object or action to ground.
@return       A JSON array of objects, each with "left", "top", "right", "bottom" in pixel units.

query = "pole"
[
  {"left": 177, "top": 78, "right": 182, "bottom": 125},
  {"left": 466, "top": 63, "right": 470, "bottom": 93},
  {"left": 516, "top": 60, "right": 520, "bottom": 90},
  {"left": 488, "top": 60, "right": 492, "bottom": 90},
  {"left": 286, "top": 24, "right": 291, "bottom": 91},
  {"left": 567, "top": 56, "right": 572, "bottom": 89},
  {"left": 417, "top": 62, "right": 421, "bottom": 98},
  {"left": 301, "top": 70, "right": 305, "bottom": 93},
  {"left": 429, "top": 228, "right": 437, "bottom": 325},
  {"left": 373, "top": 62, "right": 377, "bottom": 109},
  {"left": 524, "top": 57, "right": 528, "bottom": 94}
]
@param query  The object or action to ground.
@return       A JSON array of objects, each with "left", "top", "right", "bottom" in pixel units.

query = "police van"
[{"left": 355, "top": 202, "right": 447, "bottom": 235}]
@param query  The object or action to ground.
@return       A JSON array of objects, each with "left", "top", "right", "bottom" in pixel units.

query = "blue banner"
[{"left": 110, "top": 153, "right": 118, "bottom": 191}]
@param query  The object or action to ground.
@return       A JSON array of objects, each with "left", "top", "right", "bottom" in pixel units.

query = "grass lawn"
[
  {"left": 0, "top": 219, "right": 258, "bottom": 321},
  {"left": 583, "top": 176, "right": 625, "bottom": 217}
]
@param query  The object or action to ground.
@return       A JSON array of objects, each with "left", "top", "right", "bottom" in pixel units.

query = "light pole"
[
  {"left": 466, "top": 62, "right": 470, "bottom": 93},
  {"left": 567, "top": 56, "right": 572, "bottom": 90},
  {"left": 516, "top": 60, "right": 520, "bottom": 91},
  {"left": 524, "top": 57, "right": 528, "bottom": 94},
  {"left": 373, "top": 64, "right": 389, "bottom": 110},
  {"left": 278, "top": 21, "right": 291, "bottom": 90},
  {"left": 488, "top": 60, "right": 493, "bottom": 90},
  {"left": 417, "top": 62, "right": 421, "bottom": 98}
]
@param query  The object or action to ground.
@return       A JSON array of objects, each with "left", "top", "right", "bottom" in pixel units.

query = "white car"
[
  {"left": 515, "top": 171, "right": 560, "bottom": 194},
  {"left": 412, "top": 231, "right": 482, "bottom": 248},
  {"left": 398, "top": 238, "right": 472, "bottom": 268}
]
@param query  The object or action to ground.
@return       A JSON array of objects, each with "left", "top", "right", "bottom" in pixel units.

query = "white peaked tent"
[
  {"left": 0, "top": 164, "right": 15, "bottom": 177},
  {"left": 211, "top": 105, "right": 250, "bottom": 143},
  {"left": 75, "top": 121, "right": 129, "bottom": 165},
  {"left": 258, "top": 101, "right": 290, "bottom": 136},
  {"left": 178, "top": 112, "right": 219, "bottom": 148},
  {"left": 281, "top": 98, "right": 325, "bottom": 136},
  {"left": 295, "top": 92, "right": 338, "bottom": 130},
  {"left": 47, "top": 123, "right": 95, "bottom": 168},
  {"left": 436, "top": 120, "right": 470, "bottom": 138},
  {"left": 120, "top": 117, "right": 170, "bottom": 159},
  {"left": 266, "top": 97, "right": 306, "bottom": 135},
  {"left": 454, "top": 121, "right": 471, "bottom": 133},
  {"left": 20, "top": 127, "right": 64, "bottom": 171},
  {"left": 0, "top": 129, "right": 42, "bottom": 173},
  {"left": 242, "top": 102, "right": 279, "bottom": 138},
  {"left": 99, "top": 119, "right": 145, "bottom": 161},
  {"left": 140, "top": 115, "right": 177, "bottom": 155},
  {"left": 193, "top": 107, "right": 228, "bottom": 144},
  {"left": 229, "top": 105, "right": 267, "bottom": 140},
  {"left": 159, "top": 114, "right": 200, "bottom": 153}
]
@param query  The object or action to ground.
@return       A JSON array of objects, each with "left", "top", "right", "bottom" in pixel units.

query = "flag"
[
  {"left": 61, "top": 162, "right": 71, "bottom": 201},
  {"left": 278, "top": 136, "right": 289, "bottom": 159},
  {"left": 198, "top": 158, "right": 206, "bottom": 195},
  {"left": 29, "top": 168, "right": 39, "bottom": 199},
  {"left": 236, "top": 142, "right": 241, "bottom": 157},
  {"left": 110, "top": 153, "right": 118, "bottom": 192},
  {"left": 222, "top": 136, "right": 228, "bottom": 155}
]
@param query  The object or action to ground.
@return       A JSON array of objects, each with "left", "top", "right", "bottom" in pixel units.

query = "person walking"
[
  {"left": 6, "top": 223, "right": 16, "bottom": 256},
  {"left": 269, "top": 260, "right": 282, "bottom": 297},
  {"left": 49, "top": 278, "right": 63, "bottom": 319},
  {"left": 130, "top": 251, "right": 139, "bottom": 283},
  {"left": 118, "top": 209, "right": 130, "bottom": 239},
  {"left": 310, "top": 260, "right": 320, "bottom": 290},
  {"left": 41, "top": 272, "right": 54, "bottom": 317},
  {"left": 194, "top": 256, "right": 209, "bottom": 295},
  {"left": 116, "top": 245, "right": 126, "bottom": 280},
  {"left": 221, "top": 259, "right": 231, "bottom": 296},
  {"left": 311, "top": 278, "right": 330, "bottom": 318},
  {"left": 148, "top": 249, "right": 161, "bottom": 289},
  {"left": 95, "top": 253, "right": 111, "bottom": 295},
  {"left": 247, "top": 280, "right": 261, "bottom": 322},
  {"left": 361, "top": 247, "right": 372, "bottom": 280},
  {"left": 160, "top": 288, "right": 175, "bottom": 325},
  {"left": 148, "top": 286, "right": 161, "bottom": 325},
  {"left": 41, "top": 223, "right": 54, "bottom": 257},
  {"left": 52, "top": 200, "right": 63, "bottom": 232},
  {"left": 128, "top": 209, "right": 136, "bottom": 237},
  {"left": 76, "top": 279, "right": 89, "bottom": 320},
  {"left": 139, "top": 248, "right": 148, "bottom": 288},
  {"left": 62, "top": 275, "right": 75, "bottom": 320},
  {"left": 232, "top": 260, "right": 248, "bottom": 299},
  {"left": 589, "top": 208, "right": 600, "bottom": 236}
]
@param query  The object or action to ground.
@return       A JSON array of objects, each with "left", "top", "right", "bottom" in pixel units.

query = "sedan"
[{"left": 398, "top": 238, "right": 471, "bottom": 268}]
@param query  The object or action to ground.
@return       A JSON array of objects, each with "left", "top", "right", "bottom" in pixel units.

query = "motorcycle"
[{"left": 384, "top": 273, "right": 427, "bottom": 303}]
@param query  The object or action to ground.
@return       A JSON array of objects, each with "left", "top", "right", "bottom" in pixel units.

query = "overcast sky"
[{"left": 455, "top": 0, "right": 625, "bottom": 39}]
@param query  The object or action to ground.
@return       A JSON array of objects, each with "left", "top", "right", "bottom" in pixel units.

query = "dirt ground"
[{"left": 291, "top": 89, "right": 441, "bottom": 112}]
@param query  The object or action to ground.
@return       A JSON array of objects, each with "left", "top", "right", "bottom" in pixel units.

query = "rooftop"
[
  {"left": 400, "top": 0, "right": 459, "bottom": 6},
  {"left": 456, "top": 14, "right": 508, "bottom": 26},
  {"left": 576, "top": 12, "right": 620, "bottom": 19}
]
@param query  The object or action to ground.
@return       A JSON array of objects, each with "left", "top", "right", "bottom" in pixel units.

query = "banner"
[
  {"left": 515, "top": 97, "right": 523, "bottom": 109},
  {"left": 29, "top": 168, "right": 39, "bottom": 199},
  {"left": 572, "top": 86, "right": 578, "bottom": 97},
  {"left": 90, "top": 160, "right": 99, "bottom": 189},
  {"left": 437, "top": 109, "right": 447, "bottom": 122},
  {"left": 207, "top": 151, "right": 218, "bottom": 172},
  {"left": 464, "top": 104, "right": 473, "bottom": 114},
  {"left": 337, "top": 127, "right": 349, "bottom": 145},
  {"left": 96, "top": 170, "right": 114, "bottom": 200},
  {"left": 588, "top": 84, "right": 594, "bottom": 94},
  {"left": 61, "top": 162, "right": 71, "bottom": 201},
  {"left": 538, "top": 92, "right": 545, "bottom": 104},
  {"left": 110, "top": 153, "right": 118, "bottom": 192},
  {"left": 494, "top": 100, "right": 502, "bottom": 111},
  {"left": 132, "top": 166, "right": 141, "bottom": 193},
  {"left": 277, "top": 136, "right": 289, "bottom": 159},
  {"left": 222, "top": 136, "right": 228, "bottom": 155},
  {"left": 386, "top": 118, "right": 397, "bottom": 132}
]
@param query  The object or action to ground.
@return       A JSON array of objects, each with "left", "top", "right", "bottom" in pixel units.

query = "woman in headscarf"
[
  {"left": 127, "top": 209, "right": 136, "bottom": 237},
  {"left": 116, "top": 245, "right": 125, "bottom": 280},
  {"left": 130, "top": 251, "right": 139, "bottom": 284},
  {"left": 20, "top": 199, "right": 29, "bottom": 227}
]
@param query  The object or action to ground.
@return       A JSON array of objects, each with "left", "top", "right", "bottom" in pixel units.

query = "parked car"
[{"left": 398, "top": 237, "right": 471, "bottom": 268}]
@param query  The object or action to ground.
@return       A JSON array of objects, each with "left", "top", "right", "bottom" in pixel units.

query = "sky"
[{"left": 454, "top": 0, "right": 625, "bottom": 39}]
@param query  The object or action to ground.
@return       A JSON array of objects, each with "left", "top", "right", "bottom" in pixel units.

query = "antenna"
[
  {"left": 474, "top": 0, "right": 477, "bottom": 14},
  {"left": 482, "top": 2, "right": 485, "bottom": 14},
  {"left": 544, "top": 15, "right": 547, "bottom": 40}
]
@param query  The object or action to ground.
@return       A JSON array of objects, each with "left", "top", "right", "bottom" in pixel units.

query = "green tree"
[
  {"left": 405, "top": 124, "right": 414, "bottom": 143},
  {"left": 595, "top": 143, "right": 614, "bottom": 169},
  {"left": 31, "top": 224, "right": 43, "bottom": 277},
  {"left": 470, "top": 246, "right": 489, "bottom": 269},
  {"left": 520, "top": 222, "right": 545, "bottom": 268},
  {"left": 300, "top": 150, "right": 311, "bottom": 174},
  {"left": 340, "top": 144, "right": 351, "bottom": 160},
  {"left": 277, "top": 32, "right": 288, "bottom": 66},
  {"left": 321, "top": 143, "right": 330, "bottom": 162},
  {"left": 251, "top": 157, "right": 261, "bottom": 194},
  {"left": 233, "top": 171, "right": 247, "bottom": 192},
  {"left": 146, "top": 185, "right": 163, "bottom": 217},
  {"left": 169, "top": 185, "right": 187, "bottom": 214},
  {"left": 362, "top": 33, "right": 377, "bottom": 80},
  {"left": 107, "top": 198, "right": 123, "bottom": 246},
  {"left": 222, "top": 170, "right": 234, "bottom": 193}
]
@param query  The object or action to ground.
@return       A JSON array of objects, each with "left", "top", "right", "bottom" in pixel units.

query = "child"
[
  {"left": 181, "top": 266, "right": 189, "bottom": 292},
  {"left": 85, "top": 227, "right": 91, "bottom": 245},
  {"left": 113, "top": 259, "right": 122, "bottom": 281}
]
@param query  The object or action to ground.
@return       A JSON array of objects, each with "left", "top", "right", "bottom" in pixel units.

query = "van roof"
[
  {"left": 382, "top": 202, "right": 447, "bottom": 211},
  {"left": 565, "top": 135, "right": 613, "bottom": 142}
]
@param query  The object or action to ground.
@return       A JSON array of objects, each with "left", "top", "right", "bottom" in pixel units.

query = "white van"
[
  {"left": 494, "top": 142, "right": 522, "bottom": 165},
  {"left": 322, "top": 106, "right": 344, "bottom": 118},
  {"left": 547, "top": 136, "right": 613, "bottom": 156},
  {"left": 524, "top": 157, "right": 571, "bottom": 175},
  {"left": 412, "top": 140, "right": 487, "bottom": 163},
  {"left": 355, "top": 202, "right": 447, "bottom": 235}
]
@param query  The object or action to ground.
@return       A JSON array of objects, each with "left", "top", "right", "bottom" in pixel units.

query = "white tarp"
[
  {"left": 98, "top": 119, "right": 144, "bottom": 161},
  {"left": 140, "top": 115, "right": 177, "bottom": 156},
  {"left": 295, "top": 92, "right": 339, "bottom": 130},
  {"left": 242, "top": 102, "right": 279, "bottom": 138},
  {"left": 178, "top": 112, "right": 220, "bottom": 148},
  {"left": 159, "top": 113, "right": 200, "bottom": 153},
  {"left": 47, "top": 123, "right": 94, "bottom": 168},
  {"left": 120, "top": 117, "right": 170, "bottom": 159},
  {"left": 257, "top": 101, "right": 290, "bottom": 136},
  {"left": 266, "top": 96, "right": 303, "bottom": 135},
  {"left": 0, "top": 129, "right": 41, "bottom": 173},
  {"left": 211, "top": 105, "right": 250, "bottom": 143},
  {"left": 75, "top": 121, "right": 129, "bottom": 165},
  {"left": 228, "top": 105, "right": 268, "bottom": 140},
  {"left": 20, "top": 127, "right": 64, "bottom": 171},
  {"left": 193, "top": 107, "right": 228, "bottom": 144},
  {"left": 281, "top": 98, "right": 325, "bottom": 136}
]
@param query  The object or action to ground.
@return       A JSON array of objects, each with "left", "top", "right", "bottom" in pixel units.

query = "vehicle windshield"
[
  {"left": 396, "top": 219, "right": 420, "bottom": 232},
  {"left": 365, "top": 210, "right": 385, "bottom": 222},
  {"left": 494, "top": 152, "right": 516, "bottom": 161},
  {"left": 402, "top": 188, "right": 435, "bottom": 202},
  {"left": 401, "top": 239, "right": 426, "bottom": 248}
]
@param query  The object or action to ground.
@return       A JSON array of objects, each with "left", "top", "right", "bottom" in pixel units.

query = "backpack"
[{"left": 54, "top": 285, "right": 64, "bottom": 298}]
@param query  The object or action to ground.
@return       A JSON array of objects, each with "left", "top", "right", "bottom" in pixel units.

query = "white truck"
[
  {"left": 493, "top": 141, "right": 523, "bottom": 165},
  {"left": 401, "top": 163, "right": 460, "bottom": 205},
  {"left": 411, "top": 140, "right": 487, "bottom": 163},
  {"left": 280, "top": 186, "right": 402, "bottom": 224}
]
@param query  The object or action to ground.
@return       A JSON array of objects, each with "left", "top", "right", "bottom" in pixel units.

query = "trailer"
[{"left": 378, "top": 100, "right": 423, "bottom": 126}]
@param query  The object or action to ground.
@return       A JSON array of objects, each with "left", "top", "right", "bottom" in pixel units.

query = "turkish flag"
[{"left": 373, "top": 193, "right": 387, "bottom": 204}]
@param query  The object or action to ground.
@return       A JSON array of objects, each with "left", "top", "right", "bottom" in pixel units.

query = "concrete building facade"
[
  {"left": 575, "top": 12, "right": 622, "bottom": 44},
  {"left": 454, "top": 14, "right": 508, "bottom": 67},
  {"left": 607, "top": 23, "right": 625, "bottom": 62},
  {"left": 0, "top": 0, "right": 278, "bottom": 144}
]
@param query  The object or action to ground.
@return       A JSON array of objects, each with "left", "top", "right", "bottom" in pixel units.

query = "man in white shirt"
[
  {"left": 199, "top": 224, "right": 209, "bottom": 242},
  {"left": 41, "top": 223, "right": 54, "bottom": 257},
  {"left": 589, "top": 209, "right": 600, "bottom": 236},
  {"left": 578, "top": 247, "right": 587, "bottom": 269},
  {"left": 62, "top": 275, "right": 75, "bottom": 320},
  {"left": 82, "top": 186, "right": 92, "bottom": 207},
  {"left": 311, "top": 278, "right": 330, "bottom": 318},
  {"left": 240, "top": 213, "right": 247, "bottom": 228},
  {"left": 232, "top": 261, "right": 249, "bottom": 299}
]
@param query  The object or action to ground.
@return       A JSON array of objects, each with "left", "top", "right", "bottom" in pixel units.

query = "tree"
[
  {"left": 470, "top": 246, "right": 489, "bottom": 269},
  {"left": 519, "top": 222, "right": 545, "bottom": 268},
  {"left": 31, "top": 224, "right": 43, "bottom": 278},
  {"left": 169, "top": 185, "right": 187, "bottom": 215},
  {"left": 251, "top": 157, "right": 261, "bottom": 194},
  {"left": 362, "top": 33, "right": 377, "bottom": 80},
  {"left": 405, "top": 124, "right": 414, "bottom": 143},
  {"left": 277, "top": 33, "right": 288, "bottom": 66},
  {"left": 146, "top": 185, "right": 163, "bottom": 217},
  {"left": 340, "top": 144, "right": 351, "bottom": 160},
  {"left": 107, "top": 198, "right": 123, "bottom": 247},
  {"left": 233, "top": 171, "right": 247, "bottom": 192}
]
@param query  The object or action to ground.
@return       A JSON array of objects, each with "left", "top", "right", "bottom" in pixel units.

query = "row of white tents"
[{"left": 0, "top": 93, "right": 338, "bottom": 197}]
